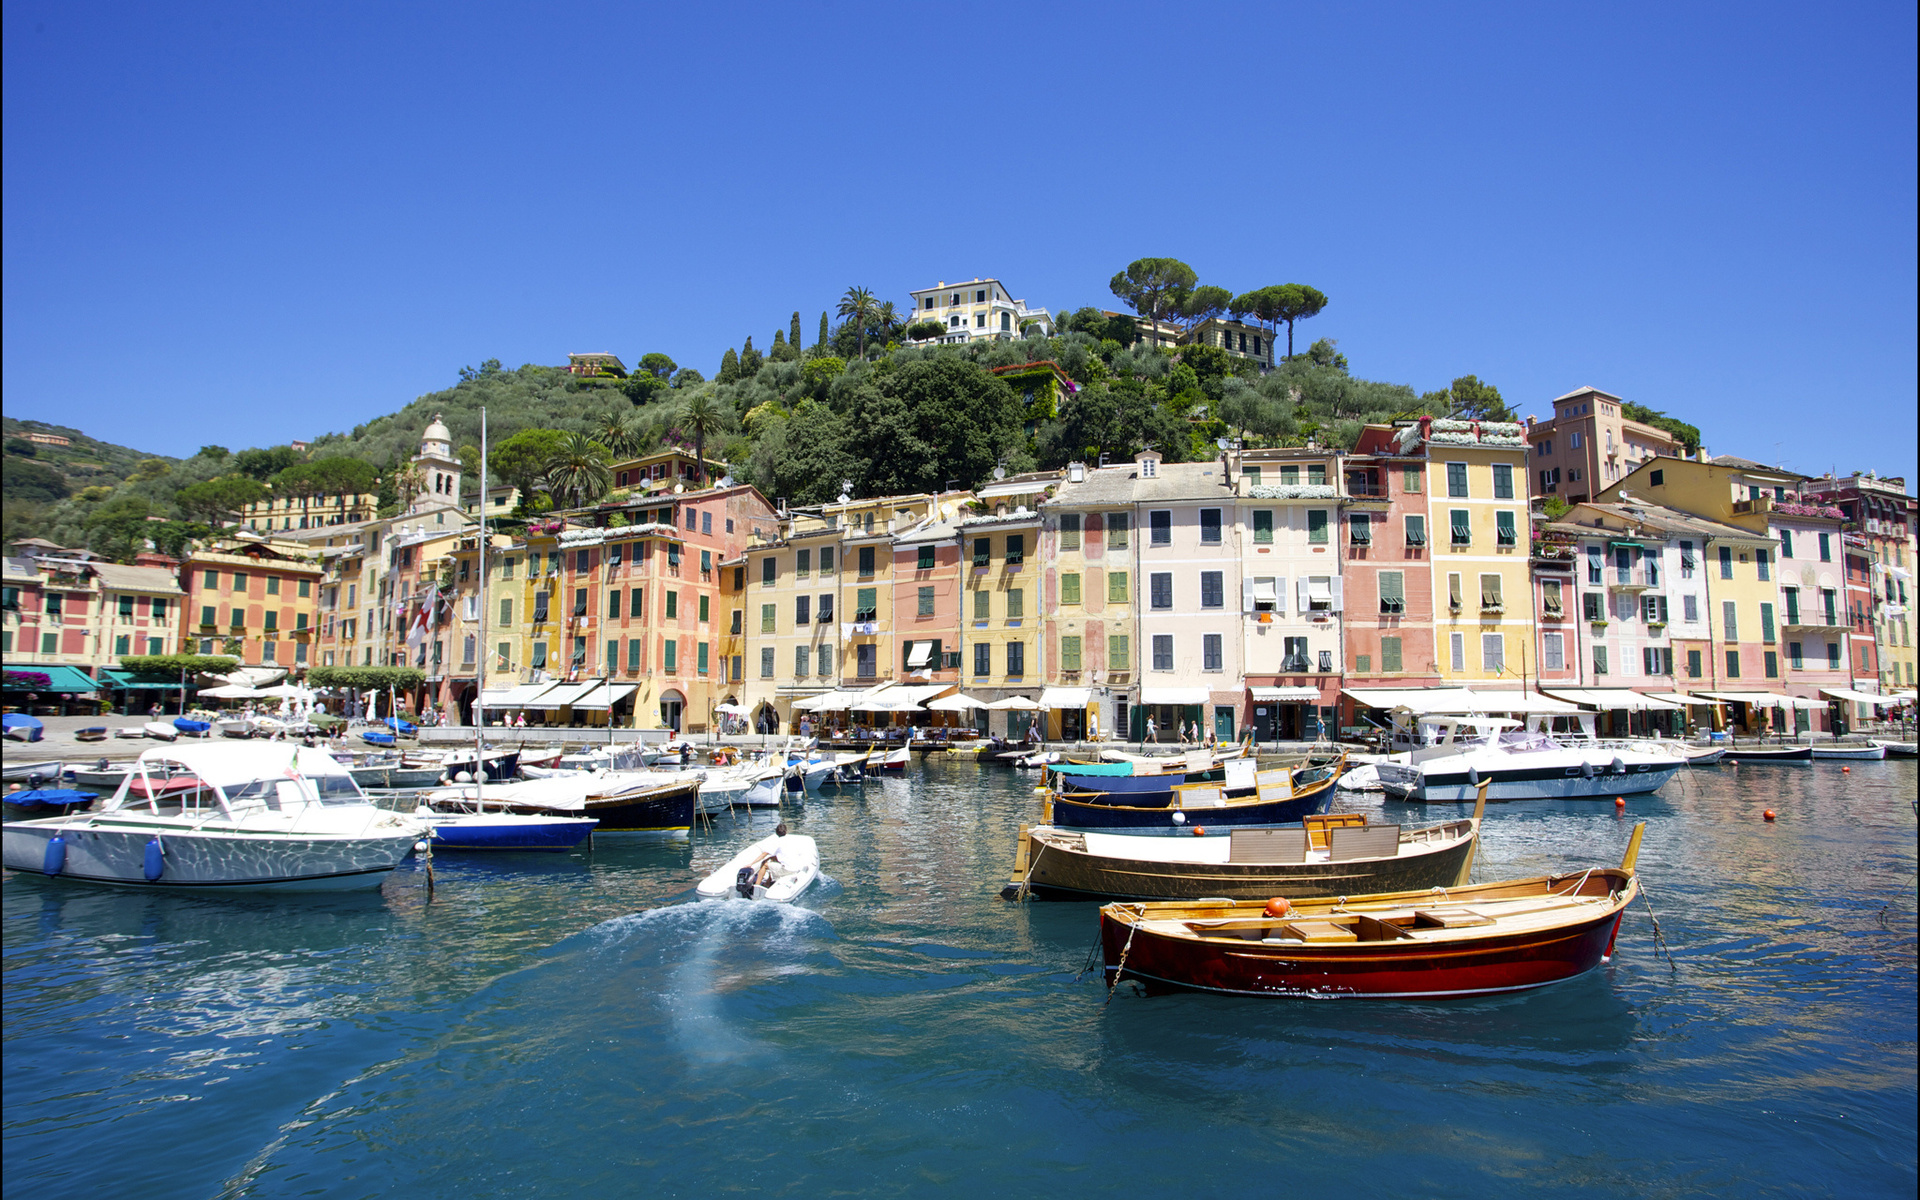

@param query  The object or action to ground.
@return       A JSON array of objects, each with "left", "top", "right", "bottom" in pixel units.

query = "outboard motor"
[{"left": 735, "top": 867, "right": 758, "bottom": 898}]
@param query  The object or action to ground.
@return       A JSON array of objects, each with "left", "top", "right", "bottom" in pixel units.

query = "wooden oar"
[{"left": 1455, "top": 780, "right": 1490, "bottom": 886}]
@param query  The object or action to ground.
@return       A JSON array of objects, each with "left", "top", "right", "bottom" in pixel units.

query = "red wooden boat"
[{"left": 1100, "top": 824, "right": 1645, "bottom": 1000}]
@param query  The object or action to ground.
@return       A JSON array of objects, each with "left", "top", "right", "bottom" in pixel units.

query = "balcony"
[
  {"left": 1732, "top": 496, "right": 1774, "bottom": 516},
  {"left": 1607, "top": 569, "right": 1657, "bottom": 592}
]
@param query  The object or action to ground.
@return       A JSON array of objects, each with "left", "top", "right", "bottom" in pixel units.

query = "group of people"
[{"left": 1143, "top": 716, "right": 1217, "bottom": 747}]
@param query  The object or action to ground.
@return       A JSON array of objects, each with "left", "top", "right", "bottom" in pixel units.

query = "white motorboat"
[
  {"left": 215, "top": 716, "right": 255, "bottom": 738},
  {"left": 1811, "top": 743, "right": 1887, "bottom": 761},
  {"left": 1336, "top": 763, "right": 1383, "bottom": 791},
  {"left": 142, "top": 722, "right": 180, "bottom": 741},
  {"left": 1373, "top": 716, "right": 1683, "bottom": 803},
  {"left": 114, "top": 726, "right": 147, "bottom": 739},
  {"left": 2, "top": 759, "right": 65, "bottom": 785},
  {"left": 1871, "top": 739, "right": 1917, "bottom": 758},
  {"left": 698, "top": 763, "right": 780, "bottom": 813},
  {"left": 2, "top": 743, "right": 428, "bottom": 890},
  {"left": 694, "top": 831, "right": 819, "bottom": 902}
]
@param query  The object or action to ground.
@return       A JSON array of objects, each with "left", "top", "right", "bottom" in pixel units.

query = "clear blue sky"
[{"left": 6, "top": 1, "right": 1915, "bottom": 483}]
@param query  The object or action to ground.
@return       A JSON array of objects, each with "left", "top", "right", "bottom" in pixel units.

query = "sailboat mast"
[{"left": 475, "top": 407, "right": 488, "bottom": 803}]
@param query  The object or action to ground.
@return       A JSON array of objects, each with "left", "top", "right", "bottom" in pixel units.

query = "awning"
[
  {"left": 1249, "top": 686, "right": 1320, "bottom": 702},
  {"left": 1543, "top": 689, "right": 1686, "bottom": 712},
  {"left": 926, "top": 692, "right": 987, "bottom": 712},
  {"left": 1342, "top": 687, "right": 1484, "bottom": 713},
  {"left": 1140, "top": 687, "right": 1210, "bottom": 706},
  {"left": 985, "top": 695, "right": 1041, "bottom": 710},
  {"left": 1699, "top": 691, "right": 1827, "bottom": 710},
  {"left": 525, "top": 680, "right": 605, "bottom": 708},
  {"left": 1820, "top": 688, "right": 1895, "bottom": 706},
  {"left": 905, "top": 641, "right": 935, "bottom": 668},
  {"left": 1642, "top": 691, "right": 1722, "bottom": 706},
  {"left": 1039, "top": 687, "right": 1091, "bottom": 708},
  {"left": 477, "top": 683, "right": 559, "bottom": 708},
  {"left": 11, "top": 664, "right": 102, "bottom": 692},
  {"left": 569, "top": 684, "right": 637, "bottom": 710},
  {"left": 1467, "top": 690, "right": 1583, "bottom": 714},
  {"left": 792, "top": 691, "right": 857, "bottom": 712},
  {"left": 94, "top": 668, "right": 178, "bottom": 691}
]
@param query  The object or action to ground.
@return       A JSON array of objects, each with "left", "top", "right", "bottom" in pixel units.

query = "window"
[
  {"left": 974, "top": 643, "right": 991, "bottom": 676},
  {"left": 664, "top": 640, "right": 678, "bottom": 673},
  {"left": 1542, "top": 580, "right": 1563, "bottom": 616},
  {"left": 575, "top": 549, "right": 591, "bottom": 573},
  {"left": 1448, "top": 573, "right": 1464, "bottom": 612},
  {"left": 796, "top": 645, "right": 811, "bottom": 677},
  {"left": 1349, "top": 515, "right": 1372, "bottom": 545},
  {"left": 1788, "top": 641, "right": 1804, "bottom": 669},
  {"left": 1679, "top": 541, "right": 1695, "bottom": 578},
  {"left": 1756, "top": 549, "right": 1771, "bottom": 581},
  {"left": 1764, "top": 650, "right": 1779, "bottom": 679},
  {"left": 1492, "top": 464, "right": 1514, "bottom": 499},
  {"left": 632, "top": 589, "right": 645, "bottom": 619},
  {"left": 1780, "top": 529, "right": 1794, "bottom": 558},
  {"left": 204, "top": 569, "right": 219, "bottom": 589},
  {"left": 1108, "top": 571, "right": 1129, "bottom": 603},
  {"left": 1450, "top": 510, "right": 1471, "bottom": 546},
  {"left": 1818, "top": 532, "right": 1832, "bottom": 562},
  {"left": 1281, "top": 636, "right": 1309, "bottom": 672},
  {"left": 818, "top": 645, "right": 832, "bottom": 676},
  {"left": 200, "top": 605, "right": 216, "bottom": 626},
  {"left": 1061, "top": 635, "right": 1082, "bottom": 672},
  {"left": 1006, "top": 536, "right": 1024, "bottom": 565},
  {"left": 531, "top": 641, "right": 548, "bottom": 669},
  {"left": 1150, "top": 573, "right": 1173, "bottom": 609},
  {"left": 973, "top": 538, "right": 991, "bottom": 567},
  {"left": 1199, "top": 509, "right": 1222, "bottom": 543},
  {"left": 1060, "top": 514, "right": 1081, "bottom": 550},
  {"left": 267, "top": 576, "right": 280, "bottom": 596},
  {"left": 233, "top": 572, "right": 249, "bottom": 593},
  {"left": 1644, "top": 595, "right": 1668, "bottom": 624},
  {"left": 1005, "top": 642, "right": 1024, "bottom": 676},
  {"left": 1542, "top": 632, "right": 1565, "bottom": 671},
  {"left": 1826, "top": 642, "right": 1841, "bottom": 669},
  {"left": 152, "top": 597, "right": 167, "bottom": 621},
  {"left": 1480, "top": 574, "right": 1503, "bottom": 611},
  {"left": 1149, "top": 511, "right": 1171, "bottom": 546},
  {"left": 1109, "top": 514, "right": 1128, "bottom": 548},
  {"left": 1109, "top": 635, "right": 1130, "bottom": 670},
  {"left": 608, "top": 589, "right": 621, "bottom": 621},
  {"left": 1593, "top": 645, "right": 1609, "bottom": 676},
  {"left": 1062, "top": 573, "right": 1081, "bottom": 605},
  {"left": 1447, "top": 462, "right": 1469, "bottom": 498},
  {"left": 1006, "top": 589, "right": 1024, "bottom": 620},
  {"left": 796, "top": 596, "right": 811, "bottom": 625},
  {"left": 1152, "top": 634, "right": 1173, "bottom": 670},
  {"left": 762, "top": 557, "right": 776, "bottom": 586},
  {"left": 1482, "top": 633, "right": 1504, "bottom": 672},
  {"left": 1686, "top": 649, "right": 1702, "bottom": 678},
  {"left": 1308, "top": 510, "right": 1329, "bottom": 544},
  {"left": 700, "top": 550, "right": 711, "bottom": 574},
  {"left": 502, "top": 557, "right": 516, "bottom": 581},
  {"left": 1200, "top": 571, "right": 1223, "bottom": 608},
  {"left": 574, "top": 588, "right": 588, "bottom": 617},
  {"left": 1405, "top": 515, "right": 1427, "bottom": 546},
  {"left": 1725, "top": 649, "right": 1740, "bottom": 678},
  {"left": 665, "top": 591, "right": 679, "bottom": 619},
  {"left": 858, "top": 546, "right": 875, "bottom": 576},
  {"left": 1379, "top": 571, "right": 1406, "bottom": 614},
  {"left": 855, "top": 587, "right": 877, "bottom": 621},
  {"left": 1245, "top": 466, "right": 1261, "bottom": 486},
  {"left": 118, "top": 595, "right": 135, "bottom": 619},
  {"left": 1722, "top": 600, "right": 1738, "bottom": 640},
  {"left": 263, "top": 611, "right": 278, "bottom": 632},
  {"left": 115, "top": 633, "right": 130, "bottom": 656},
  {"left": 1403, "top": 466, "right": 1422, "bottom": 494},
  {"left": 917, "top": 544, "right": 935, "bottom": 571},
  {"left": 794, "top": 548, "right": 810, "bottom": 578},
  {"left": 1281, "top": 466, "right": 1300, "bottom": 486},
  {"left": 1760, "top": 602, "right": 1775, "bottom": 643},
  {"left": 1783, "top": 587, "right": 1800, "bottom": 625},
  {"left": 820, "top": 548, "right": 834, "bottom": 574},
  {"left": 1382, "top": 636, "right": 1403, "bottom": 672},
  {"left": 917, "top": 586, "right": 934, "bottom": 617},
  {"left": 1570, "top": 431, "right": 1583, "bottom": 448},
  {"left": 973, "top": 590, "right": 989, "bottom": 620},
  {"left": 629, "top": 639, "right": 642, "bottom": 674},
  {"left": 1496, "top": 511, "right": 1517, "bottom": 546},
  {"left": 1253, "top": 510, "right": 1274, "bottom": 543},
  {"left": 1719, "top": 546, "right": 1733, "bottom": 579},
  {"left": 1203, "top": 634, "right": 1222, "bottom": 671}
]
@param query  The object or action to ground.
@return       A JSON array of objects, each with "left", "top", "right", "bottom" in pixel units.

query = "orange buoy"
[
  {"left": 1842, "top": 766, "right": 1851, "bottom": 773},
  {"left": 1615, "top": 797, "right": 1626, "bottom": 808},
  {"left": 1191, "top": 826, "right": 1207, "bottom": 837},
  {"left": 1264, "top": 897, "right": 1291, "bottom": 918},
  {"left": 1763, "top": 809, "right": 1776, "bottom": 821}
]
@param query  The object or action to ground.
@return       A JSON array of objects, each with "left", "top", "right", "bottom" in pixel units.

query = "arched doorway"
[
  {"left": 754, "top": 702, "right": 779, "bottom": 735},
  {"left": 659, "top": 689, "right": 685, "bottom": 734}
]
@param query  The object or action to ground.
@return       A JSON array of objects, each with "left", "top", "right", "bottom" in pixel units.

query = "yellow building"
[
  {"left": 1412, "top": 419, "right": 1537, "bottom": 685},
  {"left": 741, "top": 510, "right": 845, "bottom": 732}
]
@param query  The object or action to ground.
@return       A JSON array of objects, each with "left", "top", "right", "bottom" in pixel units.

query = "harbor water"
[{"left": 4, "top": 757, "right": 1915, "bottom": 1198}]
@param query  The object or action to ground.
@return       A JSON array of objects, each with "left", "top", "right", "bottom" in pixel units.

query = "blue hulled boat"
[{"left": 1045, "top": 757, "right": 1344, "bottom": 834}]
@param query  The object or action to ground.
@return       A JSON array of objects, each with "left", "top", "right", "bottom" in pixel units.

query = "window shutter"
[
  {"left": 1242, "top": 577, "right": 1256, "bottom": 612},
  {"left": 1273, "top": 576, "right": 1287, "bottom": 615},
  {"left": 1329, "top": 578, "right": 1343, "bottom": 612},
  {"left": 1296, "top": 578, "right": 1310, "bottom": 612}
]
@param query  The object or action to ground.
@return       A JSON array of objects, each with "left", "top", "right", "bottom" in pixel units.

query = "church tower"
[{"left": 410, "top": 412, "right": 462, "bottom": 514}]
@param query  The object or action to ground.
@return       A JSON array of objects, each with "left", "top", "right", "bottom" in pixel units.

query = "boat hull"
[
  {"left": 1, "top": 759, "right": 65, "bottom": 784},
  {"left": 1101, "top": 870, "right": 1635, "bottom": 999},
  {"left": 1048, "top": 782, "right": 1331, "bottom": 833},
  {"left": 481, "top": 779, "right": 699, "bottom": 836},
  {"left": 424, "top": 814, "right": 597, "bottom": 851},
  {"left": 1, "top": 819, "right": 420, "bottom": 890},
  {"left": 1018, "top": 822, "right": 1476, "bottom": 902},
  {"left": 1810, "top": 745, "right": 1886, "bottom": 760},
  {"left": 1376, "top": 761, "right": 1680, "bottom": 802},
  {"left": 1720, "top": 746, "right": 1814, "bottom": 762},
  {"left": 1871, "top": 740, "right": 1917, "bottom": 758}
]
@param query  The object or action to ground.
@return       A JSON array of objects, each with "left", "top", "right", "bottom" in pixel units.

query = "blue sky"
[{"left": 5, "top": 1, "right": 1915, "bottom": 482}]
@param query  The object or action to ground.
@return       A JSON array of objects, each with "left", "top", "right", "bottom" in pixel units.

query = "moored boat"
[
  {"left": 424, "top": 771, "right": 701, "bottom": 836},
  {"left": 74, "top": 726, "right": 109, "bottom": 743},
  {"left": 172, "top": 717, "right": 212, "bottom": 737},
  {"left": 1100, "top": 824, "right": 1646, "bottom": 999},
  {"left": 4, "top": 787, "right": 99, "bottom": 815},
  {"left": 1721, "top": 745, "right": 1813, "bottom": 762},
  {"left": 2, "top": 758, "right": 64, "bottom": 785},
  {"left": 1045, "top": 758, "right": 1342, "bottom": 833},
  {"left": 1007, "top": 789, "right": 1484, "bottom": 902},
  {"left": 412, "top": 805, "right": 597, "bottom": 852},
  {"left": 143, "top": 722, "right": 180, "bottom": 741},
  {"left": 869, "top": 746, "right": 912, "bottom": 772},
  {"left": 1810, "top": 743, "right": 1886, "bottom": 761},
  {"left": 1374, "top": 717, "right": 1682, "bottom": 802},
  {"left": 1871, "top": 739, "right": 1917, "bottom": 758},
  {"left": 3, "top": 714, "right": 45, "bottom": 742}
]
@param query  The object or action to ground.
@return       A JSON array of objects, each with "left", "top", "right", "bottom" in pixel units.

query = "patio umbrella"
[
  {"left": 714, "top": 702, "right": 749, "bottom": 716},
  {"left": 925, "top": 693, "right": 986, "bottom": 712},
  {"left": 985, "top": 696, "right": 1040, "bottom": 710},
  {"left": 198, "top": 684, "right": 261, "bottom": 699},
  {"left": 255, "top": 683, "right": 303, "bottom": 699}
]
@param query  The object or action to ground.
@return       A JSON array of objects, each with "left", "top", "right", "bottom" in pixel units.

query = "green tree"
[
  {"left": 175, "top": 476, "right": 267, "bottom": 525},
  {"left": 718, "top": 347, "right": 740, "bottom": 384},
  {"left": 489, "top": 428, "right": 569, "bottom": 502},
  {"left": 837, "top": 286, "right": 878, "bottom": 360},
  {"left": 637, "top": 353, "right": 678, "bottom": 379},
  {"left": 1109, "top": 258, "right": 1198, "bottom": 334},
  {"left": 789, "top": 312, "right": 803, "bottom": 350},
  {"left": 817, "top": 311, "right": 830, "bottom": 351},
  {"left": 905, "top": 320, "right": 944, "bottom": 342},
  {"left": 195, "top": 445, "right": 230, "bottom": 459},
  {"left": 5, "top": 437, "right": 34, "bottom": 457},
  {"left": 1620, "top": 401, "right": 1702, "bottom": 454},
  {"left": 2, "top": 457, "right": 68, "bottom": 502},
  {"left": 150, "top": 521, "right": 210, "bottom": 559},
  {"left": 233, "top": 446, "right": 301, "bottom": 481},
  {"left": 671, "top": 368, "right": 705, "bottom": 388},
  {"left": 677, "top": 392, "right": 728, "bottom": 486},
  {"left": 738, "top": 336, "right": 763, "bottom": 378},
  {"left": 1233, "top": 284, "right": 1329, "bottom": 358},
  {"left": 1180, "top": 284, "right": 1234, "bottom": 328},
  {"left": 1306, "top": 338, "right": 1349, "bottom": 371},
  {"left": 84, "top": 495, "right": 153, "bottom": 562},
  {"left": 117, "top": 653, "right": 240, "bottom": 677},
  {"left": 129, "top": 457, "right": 172, "bottom": 483},
  {"left": 543, "top": 432, "right": 613, "bottom": 508},
  {"left": 593, "top": 410, "right": 643, "bottom": 459},
  {"left": 845, "top": 358, "right": 1022, "bottom": 494},
  {"left": 1421, "top": 375, "right": 1513, "bottom": 421}
]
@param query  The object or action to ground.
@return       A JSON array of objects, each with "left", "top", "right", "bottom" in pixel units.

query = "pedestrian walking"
[{"left": 1145, "top": 715, "right": 1157, "bottom": 745}]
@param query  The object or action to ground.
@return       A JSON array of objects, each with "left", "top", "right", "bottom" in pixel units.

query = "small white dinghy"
[
  {"left": 1811, "top": 743, "right": 1886, "bottom": 761},
  {"left": 143, "top": 722, "right": 180, "bottom": 741},
  {"left": 695, "top": 828, "right": 819, "bottom": 902}
]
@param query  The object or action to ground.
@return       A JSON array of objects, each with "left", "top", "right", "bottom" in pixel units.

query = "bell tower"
[{"left": 411, "top": 412, "right": 462, "bottom": 514}]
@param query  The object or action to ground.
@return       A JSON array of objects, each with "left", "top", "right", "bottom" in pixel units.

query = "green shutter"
[
  {"left": 1108, "top": 571, "right": 1128, "bottom": 603},
  {"left": 1109, "top": 634, "right": 1129, "bottom": 670},
  {"left": 1253, "top": 510, "right": 1273, "bottom": 543},
  {"left": 1061, "top": 635, "right": 1081, "bottom": 671},
  {"left": 1062, "top": 573, "right": 1081, "bottom": 604},
  {"left": 1307, "top": 510, "right": 1328, "bottom": 544},
  {"left": 1382, "top": 637, "right": 1403, "bottom": 671}
]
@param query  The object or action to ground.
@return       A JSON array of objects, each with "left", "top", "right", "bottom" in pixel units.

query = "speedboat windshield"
[{"left": 224, "top": 771, "right": 366, "bottom": 811}]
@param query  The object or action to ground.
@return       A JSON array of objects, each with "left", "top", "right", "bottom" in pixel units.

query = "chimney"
[{"left": 1067, "top": 461, "right": 1085, "bottom": 484}]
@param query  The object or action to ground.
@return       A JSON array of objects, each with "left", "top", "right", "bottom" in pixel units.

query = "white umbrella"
[
  {"left": 713, "top": 702, "right": 749, "bottom": 716},
  {"left": 255, "top": 683, "right": 303, "bottom": 699},
  {"left": 925, "top": 693, "right": 986, "bottom": 712},
  {"left": 851, "top": 699, "right": 898, "bottom": 713},
  {"left": 198, "top": 684, "right": 261, "bottom": 699},
  {"left": 986, "top": 696, "right": 1041, "bottom": 711}
]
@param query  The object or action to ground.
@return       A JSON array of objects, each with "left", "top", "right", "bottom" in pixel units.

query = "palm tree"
[
  {"left": 543, "top": 433, "right": 613, "bottom": 509},
  {"left": 392, "top": 463, "right": 426, "bottom": 512},
  {"left": 838, "top": 286, "right": 877, "bottom": 360},
  {"left": 678, "top": 392, "right": 727, "bottom": 487},
  {"left": 593, "top": 409, "right": 642, "bottom": 460},
  {"left": 874, "top": 300, "right": 900, "bottom": 345}
]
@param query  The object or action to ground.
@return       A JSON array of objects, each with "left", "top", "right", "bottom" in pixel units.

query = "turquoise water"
[{"left": 4, "top": 758, "right": 1915, "bottom": 1198}]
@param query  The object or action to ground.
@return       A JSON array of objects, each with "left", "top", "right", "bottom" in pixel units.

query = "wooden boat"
[
  {"left": 426, "top": 771, "right": 700, "bottom": 836},
  {"left": 1810, "top": 743, "right": 1886, "bottom": 761},
  {"left": 1100, "top": 824, "right": 1646, "bottom": 999},
  {"left": 349, "top": 762, "right": 445, "bottom": 789},
  {"left": 1007, "top": 790, "right": 1485, "bottom": 902},
  {"left": 74, "top": 727, "right": 109, "bottom": 743},
  {"left": 1721, "top": 745, "right": 1813, "bottom": 762},
  {"left": 1871, "top": 739, "right": 1917, "bottom": 758},
  {"left": 1045, "top": 757, "right": 1343, "bottom": 834}
]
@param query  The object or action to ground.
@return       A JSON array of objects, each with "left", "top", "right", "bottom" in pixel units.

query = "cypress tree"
[
  {"left": 790, "top": 311, "right": 803, "bottom": 349},
  {"left": 773, "top": 329, "right": 786, "bottom": 348},
  {"left": 719, "top": 347, "right": 740, "bottom": 384},
  {"left": 818, "top": 311, "right": 830, "bottom": 349}
]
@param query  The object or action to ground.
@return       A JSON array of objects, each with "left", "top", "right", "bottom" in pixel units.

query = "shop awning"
[
  {"left": 1140, "top": 687, "right": 1210, "bottom": 706},
  {"left": 13, "top": 664, "right": 103, "bottom": 692},
  {"left": 1642, "top": 691, "right": 1722, "bottom": 706},
  {"left": 1039, "top": 687, "right": 1091, "bottom": 708},
  {"left": 1820, "top": 688, "right": 1894, "bottom": 706},
  {"left": 926, "top": 692, "right": 987, "bottom": 712},
  {"left": 94, "top": 668, "right": 178, "bottom": 691},
  {"left": 1699, "top": 691, "right": 1827, "bottom": 710},
  {"left": 792, "top": 691, "right": 859, "bottom": 712},
  {"left": 477, "top": 683, "right": 559, "bottom": 708},
  {"left": 568, "top": 684, "right": 637, "bottom": 710},
  {"left": 985, "top": 695, "right": 1041, "bottom": 710},
  {"left": 1249, "top": 686, "right": 1321, "bottom": 702},
  {"left": 1542, "top": 689, "right": 1686, "bottom": 712},
  {"left": 1339, "top": 686, "right": 1579, "bottom": 715},
  {"left": 524, "top": 680, "right": 604, "bottom": 708}
]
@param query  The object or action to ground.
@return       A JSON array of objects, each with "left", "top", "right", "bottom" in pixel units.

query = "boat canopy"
[
  {"left": 1698, "top": 691, "right": 1827, "bottom": 710},
  {"left": 1040, "top": 687, "right": 1092, "bottom": 708},
  {"left": 1139, "top": 687, "right": 1210, "bottom": 705},
  {"left": 1249, "top": 686, "right": 1320, "bottom": 702},
  {"left": 103, "top": 744, "right": 362, "bottom": 814},
  {"left": 1542, "top": 688, "right": 1686, "bottom": 712},
  {"left": 1820, "top": 687, "right": 1895, "bottom": 706}
]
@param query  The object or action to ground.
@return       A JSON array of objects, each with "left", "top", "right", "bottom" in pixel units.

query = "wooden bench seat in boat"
[
  {"left": 1227, "top": 827, "right": 1308, "bottom": 864},
  {"left": 1302, "top": 812, "right": 1367, "bottom": 849},
  {"left": 1326, "top": 824, "right": 1402, "bottom": 861},
  {"left": 1174, "top": 783, "right": 1226, "bottom": 809}
]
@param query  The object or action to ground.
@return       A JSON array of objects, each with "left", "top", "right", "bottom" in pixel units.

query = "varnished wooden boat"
[
  {"left": 1045, "top": 756, "right": 1343, "bottom": 833},
  {"left": 1007, "top": 789, "right": 1484, "bottom": 902},
  {"left": 1100, "top": 824, "right": 1645, "bottom": 1000}
]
